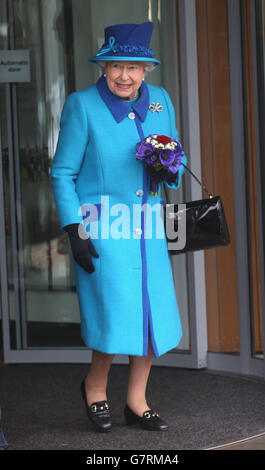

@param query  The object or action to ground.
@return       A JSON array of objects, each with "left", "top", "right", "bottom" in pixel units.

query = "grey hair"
[{"left": 96, "top": 61, "right": 156, "bottom": 74}]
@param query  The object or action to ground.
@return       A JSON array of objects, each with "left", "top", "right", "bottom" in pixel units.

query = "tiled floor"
[{"left": 207, "top": 432, "right": 265, "bottom": 450}]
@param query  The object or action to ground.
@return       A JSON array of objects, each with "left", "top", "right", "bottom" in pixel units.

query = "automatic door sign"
[{"left": 0, "top": 50, "right": 30, "bottom": 83}]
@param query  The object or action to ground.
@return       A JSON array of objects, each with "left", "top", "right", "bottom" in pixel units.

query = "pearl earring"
[{"left": 103, "top": 73, "right": 106, "bottom": 77}]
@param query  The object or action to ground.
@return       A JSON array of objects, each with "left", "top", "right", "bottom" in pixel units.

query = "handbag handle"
[{"left": 181, "top": 163, "right": 213, "bottom": 198}]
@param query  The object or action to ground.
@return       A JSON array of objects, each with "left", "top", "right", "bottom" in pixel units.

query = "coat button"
[
  {"left": 136, "top": 189, "right": 144, "bottom": 196},
  {"left": 133, "top": 228, "right": 142, "bottom": 235},
  {"left": 128, "top": 112, "right": 135, "bottom": 120}
]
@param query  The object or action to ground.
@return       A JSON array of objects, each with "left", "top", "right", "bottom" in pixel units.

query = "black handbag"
[{"left": 163, "top": 163, "right": 231, "bottom": 255}]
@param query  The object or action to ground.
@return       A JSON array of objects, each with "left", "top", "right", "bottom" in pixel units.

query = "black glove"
[
  {"left": 63, "top": 223, "right": 99, "bottom": 274},
  {"left": 147, "top": 165, "right": 178, "bottom": 184}
]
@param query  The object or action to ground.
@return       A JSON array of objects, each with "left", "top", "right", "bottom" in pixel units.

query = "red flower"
[{"left": 156, "top": 135, "right": 172, "bottom": 144}]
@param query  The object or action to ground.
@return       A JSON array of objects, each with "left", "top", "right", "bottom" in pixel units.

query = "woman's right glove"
[{"left": 63, "top": 223, "right": 99, "bottom": 274}]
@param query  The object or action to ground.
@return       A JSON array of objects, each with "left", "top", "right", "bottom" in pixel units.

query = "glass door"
[
  {"left": 1, "top": 0, "right": 200, "bottom": 365},
  {"left": 1, "top": 0, "right": 83, "bottom": 353}
]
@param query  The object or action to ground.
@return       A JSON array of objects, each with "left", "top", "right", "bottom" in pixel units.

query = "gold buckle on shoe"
[
  {"left": 91, "top": 401, "right": 109, "bottom": 413},
  {"left": 144, "top": 410, "right": 160, "bottom": 418}
]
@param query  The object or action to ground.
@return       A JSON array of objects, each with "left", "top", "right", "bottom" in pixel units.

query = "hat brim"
[{"left": 88, "top": 55, "right": 160, "bottom": 65}]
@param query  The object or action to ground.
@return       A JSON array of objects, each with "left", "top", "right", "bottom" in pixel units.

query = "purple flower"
[
  {"left": 168, "top": 152, "right": 184, "bottom": 173},
  {"left": 158, "top": 149, "right": 176, "bottom": 167},
  {"left": 146, "top": 153, "right": 159, "bottom": 165},
  {"left": 136, "top": 142, "right": 154, "bottom": 160}
]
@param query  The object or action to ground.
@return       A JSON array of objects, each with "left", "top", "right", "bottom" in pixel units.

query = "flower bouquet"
[{"left": 136, "top": 134, "right": 185, "bottom": 195}]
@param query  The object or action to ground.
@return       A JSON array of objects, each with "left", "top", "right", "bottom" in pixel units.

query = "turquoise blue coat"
[{"left": 51, "top": 75, "right": 187, "bottom": 357}]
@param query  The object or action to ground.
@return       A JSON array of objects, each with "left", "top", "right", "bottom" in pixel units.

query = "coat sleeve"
[
  {"left": 159, "top": 86, "right": 187, "bottom": 190},
  {"left": 51, "top": 92, "right": 89, "bottom": 230}
]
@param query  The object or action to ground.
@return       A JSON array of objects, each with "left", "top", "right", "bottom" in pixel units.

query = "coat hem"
[{"left": 80, "top": 332, "right": 182, "bottom": 358}]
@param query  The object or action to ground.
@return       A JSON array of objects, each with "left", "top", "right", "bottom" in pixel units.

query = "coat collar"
[{"left": 96, "top": 74, "right": 149, "bottom": 123}]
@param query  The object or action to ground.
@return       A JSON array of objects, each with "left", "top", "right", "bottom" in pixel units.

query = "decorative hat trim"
[{"left": 96, "top": 36, "right": 155, "bottom": 58}]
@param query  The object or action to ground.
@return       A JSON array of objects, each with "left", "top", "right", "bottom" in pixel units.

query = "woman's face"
[{"left": 105, "top": 61, "right": 145, "bottom": 100}]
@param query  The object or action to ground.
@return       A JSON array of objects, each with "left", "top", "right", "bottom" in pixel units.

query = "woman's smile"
[{"left": 115, "top": 83, "right": 132, "bottom": 90}]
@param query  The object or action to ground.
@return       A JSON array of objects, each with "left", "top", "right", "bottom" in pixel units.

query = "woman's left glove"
[
  {"left": 63, "top": 223, "right": 99, "bottom": 274},
  {"left": 147, "top": 165, "right": 178, "bottom": 184}
]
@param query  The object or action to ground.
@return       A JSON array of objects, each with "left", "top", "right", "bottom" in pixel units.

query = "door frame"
[{"left": 206, "top": 0, "right": 265, "bottom": 380}]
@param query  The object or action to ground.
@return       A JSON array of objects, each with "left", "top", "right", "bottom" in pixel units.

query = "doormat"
[{"left": 0, "top": 364, "right": 265, "bottom": 449}]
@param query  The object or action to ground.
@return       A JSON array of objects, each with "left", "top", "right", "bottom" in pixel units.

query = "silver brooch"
[{"left": 149, "top": 102, "right": 164, "bottom": 113}]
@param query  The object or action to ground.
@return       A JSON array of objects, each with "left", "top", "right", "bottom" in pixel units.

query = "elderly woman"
[{"left": 51, "top": 21, "right": 187, "bottom": 433}]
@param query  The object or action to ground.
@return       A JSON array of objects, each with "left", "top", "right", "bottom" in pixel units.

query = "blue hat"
[{"left": 88, "top": 22, "right": 160, "bottom": 66}]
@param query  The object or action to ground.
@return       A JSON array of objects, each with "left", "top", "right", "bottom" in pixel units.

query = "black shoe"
[
  {"left": 124, "top": 404, "right": 169, "bottom": 431},
  {"left": 80, "top": 378, "right": 112, "bottom": 432}
]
